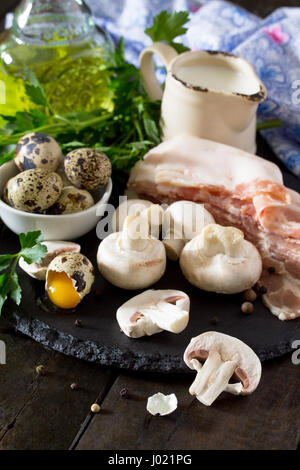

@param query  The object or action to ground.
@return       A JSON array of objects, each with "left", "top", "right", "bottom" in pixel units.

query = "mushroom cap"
[
  {"left": 180, "top": 224, "right": 262, "bottom": 294},
  {"left": 19, "top": 241, "right": 81, "bottom": 280},
  {"left": 117, "top": 289, "right": 190, "bottom": 338},
  {"left": 184, "top": 331, "right": 261, "bottom": 394},
  {"left": 97, "top": 231, "right": 166, "bottom": 290},
  {"left": 163, "top": 200, "right": 215, "bottom": 240},
  {"left": 113, "top": 198, "right": 164, "bottom": 235}
]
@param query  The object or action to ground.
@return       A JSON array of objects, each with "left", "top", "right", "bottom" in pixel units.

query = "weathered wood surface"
[
  {"left": 76, "top": 354, "right": 300, "bottom": 451},
  {"left": 0, "top": 0, "right": 300, "bottom": 451},
  {"left": 0, "top": 320, "right": 115, "bottom": 450}
]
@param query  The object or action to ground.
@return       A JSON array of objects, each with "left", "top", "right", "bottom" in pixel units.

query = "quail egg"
[
  {"left": 56, "top": 162, "right": 72, "bottom": 188},
  {"left": 64, "top": 148, "right": 111, "bottom": 190},
  {"left": 46, "top": 252, "right": 95, "bottom": 309},
  {"left": 6, "top": 169, "right": 63, "bottom": 213},
  {"left": 47, "top": 186, "right": 94, "bottom": 214},
  {"left": 15, "top": 132, "right": 62, "bottom": 172}
]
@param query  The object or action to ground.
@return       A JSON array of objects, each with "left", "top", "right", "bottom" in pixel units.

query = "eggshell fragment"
[
  {"left": 19, "top": 241, "right": 81, "bottom": 280},
  {"left": 146, "top": 393, "right": 178, "bottom": 416}
]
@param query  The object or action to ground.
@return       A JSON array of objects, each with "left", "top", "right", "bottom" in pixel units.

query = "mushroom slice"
[
  {"left": 184, "top": 332, "right": 262, "bottom": 406},
  {"left": 113, "top": 199, "right": 164, "bottom": 238},
  {"left": 147, "top": 392, "right": 178, "bottom": 416},
  {"left": 97, "top": 215, "right": 166, "bottom": 290},
  {"left": 117, "top": 289, "right": 190, "bottom": 338},
  {"left": 163, "top": 201, "right": 215, "bottom": 260},
  {"left": 180, "top": 224, "right": 262, "bottom": 294},
  {"left": 19, "top": 241, "right": 81, "bottom": 280}
]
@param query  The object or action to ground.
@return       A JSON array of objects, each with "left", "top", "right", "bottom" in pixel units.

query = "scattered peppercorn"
[
  {"left": 36, "top": 364, "right": 46, "bottom": 375},
  {"left": 210, "top": 316, "right": 220, "bottom": 325},
  {"left": 241, "top": 302, "right": 254, "bottom": 315},
  {"left": 243, "top": 289, "right": 257, "bottom": 302},
  {"left": 74, "top": 319, "right": 82, "bottom": 327},
  {"left": 91, "top": 403, "right": 101, "bottom": 413},
  {"left": 120, "top": 388, "right": 129, "bottom": 398},
  {"left": 258, "top": 286, "right": 268, "bottom": 295},
  {"left": 70, "top": 383, "right": 78, "bottom": 390},
  {"left": 268, "top": 266, "right": 276, "bottom": 274}
]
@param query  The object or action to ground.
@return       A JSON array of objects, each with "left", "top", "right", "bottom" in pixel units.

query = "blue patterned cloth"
[{"left": 86, "top": 0, "right": 300, "bottom": 176}]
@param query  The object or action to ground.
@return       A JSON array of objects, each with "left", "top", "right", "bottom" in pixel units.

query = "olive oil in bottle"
[{"left": 0, "top": 0, "right": 114, "bottom": 117}]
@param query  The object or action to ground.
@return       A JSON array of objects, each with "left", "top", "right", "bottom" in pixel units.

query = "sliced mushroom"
[
  {"left": 113, "top": 199, "right": 164, "bottom": 238},
  {"left": 97, "top": 215, "right": 166, "bottom": 290},
  {"left": 162, "top": 201, "right": 215, "bottom": 260},
  {"left": 180, "top": 224, "right": 262, "bottom": 294},
  {"left": 19, "top": 241, "right": 81, "bottom": 280},
  {"left": 184, "top": 331, "right": 262, "bottom": 406},
  {"left": 117, "top": 289, "right": 190, "bottom": 338}
]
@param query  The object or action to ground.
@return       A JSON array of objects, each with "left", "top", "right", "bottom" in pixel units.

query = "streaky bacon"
[{"left": 128, "top": 135, "right": 300, "bottom": 320}]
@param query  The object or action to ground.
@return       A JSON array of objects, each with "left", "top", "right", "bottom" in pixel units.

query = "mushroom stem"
[
  {"left": 189, "top": 351, "right": 237, "bottom": 406},
  {"left": 141, "top": 204, "right": 164, "bottom": 238},
  {"left": 138, "top": 300, "right": 189, "bottom": 334},
  {"left": 120, "top": 215, "right": 149, "bottom": 251}
]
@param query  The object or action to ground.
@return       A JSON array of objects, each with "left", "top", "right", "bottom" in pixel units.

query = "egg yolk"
[{"left": 47, "top": 271, "right": 81, "bottom": 309}]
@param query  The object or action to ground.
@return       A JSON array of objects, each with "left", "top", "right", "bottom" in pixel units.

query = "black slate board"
[{"left": 2, "top": 161, "right": 300, "bottom": 373}]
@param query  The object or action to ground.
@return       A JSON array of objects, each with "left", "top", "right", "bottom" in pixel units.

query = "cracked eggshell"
[
  {"left": 46, "top": 252, "right": 95, "bottom": 299},
  {"left": 47, "top": 186, "right": 94, "bottom": 214},
  {"left": 184, "top": 331, "right": 262, "bottom": 395},
  {"left": 180, "top": 224, "right": 262, "bottom": 294},
  {"left": 19, "top": 241, "right": 81, "bottom": 281},
  {"left": 117, "top": 289, "right": 190, "bottom": 338},
  {"left": 15, "top": 133, "right": 62, "bottom": 172},
  {"left": 64, "top": 148, "right": 112, "bottom": 190},
  {"left": 147, "top": 393, "right": 178, "bottom": 416},
  {"left": 6, "top": 169, "right": 63, "bottom": 213}
]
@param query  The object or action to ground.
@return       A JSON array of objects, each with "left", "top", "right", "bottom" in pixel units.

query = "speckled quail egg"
[
  {"left": 6, "top": 169, "right": 63, "bottom": 213},
  {"left": 46, "top": 252, "right": 95, "bottom": 309},
  {"left": 14, "top": 132, "right": 62, "bottom": 172},
  {"left": 2, "top": 182, "right": 9, "bottom": 205},
  {"left": 64, "top": 148, "right": 111, "bottom": 190},
  {"left": 47, "top": 186, "right": 94, "bottom": 214},
  {"left": 56, "top": 162, "right": 72, "bottom": 188}
]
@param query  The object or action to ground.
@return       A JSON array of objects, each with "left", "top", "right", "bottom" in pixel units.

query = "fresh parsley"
[
  {"left": 0, "top": 231, "right": 47, "bottom": 315},
  {"left": 145, "top": 10, "right": 190, "bottom": 53}
]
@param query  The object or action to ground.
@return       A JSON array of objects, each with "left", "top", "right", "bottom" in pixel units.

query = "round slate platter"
[
  {"left": 2, "top": 224, "right": 300, "bottom": 373},
  {"left": 2, "top": 162, "right": 300, "bottom": 373}
]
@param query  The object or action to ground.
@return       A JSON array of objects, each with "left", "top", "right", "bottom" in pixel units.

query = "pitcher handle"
[{"left": 139, "top": 42, "right": 178, "bottom": 100}]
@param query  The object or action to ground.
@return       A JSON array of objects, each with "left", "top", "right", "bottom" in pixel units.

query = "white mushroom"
[
  {"left": 147, "top": 393, "right": 178, "bottom": 416},
  {"left": 117, "top": 289, "right": 190, "bottom": 338},
  {"left": 184, "top": 332, "right": 262, "bottom": 406},
  {"left": 162, "top": 201, "right": 215, "bottom": 260},
  {"left": 113, "top": 198, "right": 164, "bottom": 238},
  {"left": 97, "top": 215, "right": 166, "bottom": 290},
  {"left": 19, "top": 241, "right": 81, "bottom": 280},
  {"left": 180, "top": 224, "right": 262, "bottom": 294}
]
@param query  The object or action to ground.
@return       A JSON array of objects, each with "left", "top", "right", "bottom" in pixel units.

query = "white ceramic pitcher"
[{"left": 139, "top": 42, "right": 267, "bottom": 153}]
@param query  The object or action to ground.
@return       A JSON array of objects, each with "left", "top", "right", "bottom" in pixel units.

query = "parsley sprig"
[{"left": 0, "top": 231, "right": 47, "bottom": 314}]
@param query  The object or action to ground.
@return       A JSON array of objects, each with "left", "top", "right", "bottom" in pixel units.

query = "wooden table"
[{"left": 0, "top": 0, "right": 299, "bottom": 451}]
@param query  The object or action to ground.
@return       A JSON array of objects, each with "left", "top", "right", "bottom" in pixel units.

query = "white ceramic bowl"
[{"left": 0, "top": 160, "right": 112, "bottom": 240}]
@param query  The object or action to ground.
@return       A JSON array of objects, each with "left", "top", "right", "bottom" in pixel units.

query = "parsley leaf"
[
  {"left": 0, "top": 230, "right": 47, "bottom": 315},
  {"left": 145, "top": 10, "right": 190, "bottom": 53},
  {"left": 24, "top": 68, "right": 49, "bottom": 108}
]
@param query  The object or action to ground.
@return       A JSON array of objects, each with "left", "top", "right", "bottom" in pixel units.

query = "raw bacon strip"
[{"left": 128, "top": 135, "right": 300, "bottom": 321}]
